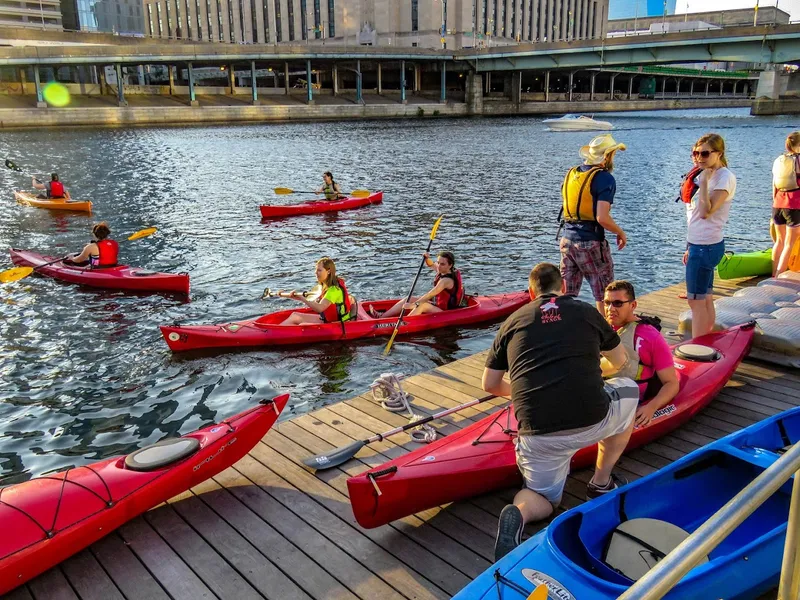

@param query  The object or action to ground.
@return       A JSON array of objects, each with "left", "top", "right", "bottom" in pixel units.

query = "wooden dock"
[{"left": 6, "top": 278, "right": 798, "bottom": 600}]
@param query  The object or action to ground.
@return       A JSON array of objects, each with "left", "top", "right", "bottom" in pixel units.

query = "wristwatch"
[{"left": 414, "top": 301, "right": 420, "bottom": 308}]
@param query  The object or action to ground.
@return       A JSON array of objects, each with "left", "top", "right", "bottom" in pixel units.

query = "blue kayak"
[{"left": 453, "top": 407, "right": 800, "bottom": 600}]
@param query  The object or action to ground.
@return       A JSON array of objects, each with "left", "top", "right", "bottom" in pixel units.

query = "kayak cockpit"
[
  {"left": 548, "top": 450, "right": 792, "bottom": 588},
  {"left": 125, "top": 437, "right": 201, "bottom": 471}
]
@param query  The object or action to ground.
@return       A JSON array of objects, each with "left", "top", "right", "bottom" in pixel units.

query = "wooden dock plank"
[
  {"left": 89, "top": 534, "right": 171, "bottom": 600},
  {"left": 60, "top": 550, "right": 125, "bottom": 600}
]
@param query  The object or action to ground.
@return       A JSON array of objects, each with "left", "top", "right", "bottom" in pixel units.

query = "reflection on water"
[{"left": 0, "top": 107, "right": 791, "bottom": 481}]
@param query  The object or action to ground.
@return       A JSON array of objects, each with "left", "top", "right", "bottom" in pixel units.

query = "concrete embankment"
[{"left": 0, "top": 94, "right": 751, "bottom": 129}]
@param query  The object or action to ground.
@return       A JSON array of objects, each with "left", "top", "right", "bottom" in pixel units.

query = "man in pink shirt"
[{"left": 603, "top": 281, "right": 680, "bottom": 427}]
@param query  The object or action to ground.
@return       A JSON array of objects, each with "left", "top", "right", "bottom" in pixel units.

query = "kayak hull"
[
  {"left": 346, "top": 323, "right": 755, "bottom": 529},
  {"left": 10, "top": 248, "right": 190, "bottom": 296},
  {"left": 716, "top": 248, "right": 772, "bottom": 280},
  {"left": 14, "top": 191, "right": 92, "bottom": 213},
  {"left": 452, "top": 405, "right": 799, "bottom": 599},
  {"left": 160, "top": 291, "right": 530, "bottom": 352},
  {"left": 0, "top": 395, "right": 289, "bottom": 596},
  {"left": 259, "top": 191, "right": 383, "bottom": 218}
]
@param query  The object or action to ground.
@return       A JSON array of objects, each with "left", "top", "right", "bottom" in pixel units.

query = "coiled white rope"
[{"left": 370, "top": 372, "right": 437, "bottom": 443}]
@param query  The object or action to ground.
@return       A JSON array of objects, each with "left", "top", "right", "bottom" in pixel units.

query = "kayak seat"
[
  {"left": 125, "top": 437, "right": 201, "bottom": 472},
  {"left": 603, "top": 518, "right": 709, "bottom": 581},
  {"left": 673, "top": 343, "right": 720, "bottom": 362}
]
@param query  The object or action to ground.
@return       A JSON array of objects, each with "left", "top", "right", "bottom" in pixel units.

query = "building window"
[
  {"left": 511, "top": 0, "right": 515, "bottom": 38},
  {"left": 313, "top": 0, "right": 320, "bottom": 38},
  {"left": 164, "top": 0, "right": 172, "bottom": 37},
  {"left": 147, "top": 3, "right": 153, "bottom": 35},
  {"left": 195, "top": 0, "right": 204, "bottom": 39},
  {"left": 261, "top": 0, "right": 270, "bottom": 41},
  {"left": 217, "top": 0, "right": 224, "bottom": 40},
  {"left": 411, "top": 0, "right": 417, "bottom": 32},
  {"left": 501, "top": 0, "right": 507, "bottom": 36},
  {"left": 287, "top": 0, "right": 294, "bottom": 40},
  {"left": 227, "top": 0, "right": 235, "bottom": 41},
  {"left": 156, "top": 2, "right": 163, "bottom": 36},
  {"left": 174, "top": 0, "right": 182, "bottom": 37},
  {"left": 239, "top": 0, "right": 246, "bottom": 42},
  {"left": 327, "top": 0, "right": 334, "bottom": 37},
  {"left": 251, "top": 0, "right": 258, "bottom": 41},
  {"left": 300, "top": 0, "right": 307, "bottom": 40},
  {"left": 274, "top": 0, "right": 282, "bottom": 41}
]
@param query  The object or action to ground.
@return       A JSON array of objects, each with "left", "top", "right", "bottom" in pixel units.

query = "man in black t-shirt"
[{"left": 482, "top": 263, "right": 639, "bottom": 561}]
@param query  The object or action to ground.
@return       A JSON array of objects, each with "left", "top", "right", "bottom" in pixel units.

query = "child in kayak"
[
  {"left": 62, "top": 222, "right": 119, "bottom": 268},
  {"left": 373, "top": 251, "right": 465, "bottom": 318},
  {"left": 315, "top": 172, "right": 344, "bottom": 201},
  {"left": 32, "top": 173, "right": 66, "bottom": 199},
  {"left": 279, "top": 257, "right": 361, "bottom": 325}
]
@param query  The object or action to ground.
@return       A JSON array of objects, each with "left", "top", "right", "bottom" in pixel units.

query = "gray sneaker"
[
  {"left": 495, "top": 504, "right": 524, "bottom": 561},
  {"left": 586, "top": 473, "right": 628, "bottom": 500}
]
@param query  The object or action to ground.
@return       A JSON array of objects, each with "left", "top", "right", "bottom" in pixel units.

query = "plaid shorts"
[{"left": 559, "top": 238, "right": 614, "bottom": 301}]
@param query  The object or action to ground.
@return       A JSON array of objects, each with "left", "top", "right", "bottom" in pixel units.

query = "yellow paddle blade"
[
  {"left": 383, "top": 328, "right": 400, "bottom": 356},
  {"left": 0, "top": 266, "right": 34, "bottom": 284},
  {"left": 128, "top": 227, "right": 157, "bottom": 241},
  {"left": 430, "top": 215, "right": 444, "bottom": 241},
  {"left": 348, "top": 189, "right": 371, "bottom": 198},
  {"left": 274, "top": 187, "right": 295, "bottom": 195},
  {"left": 526, "top": 584, "right": 549, "bottom": 600}
]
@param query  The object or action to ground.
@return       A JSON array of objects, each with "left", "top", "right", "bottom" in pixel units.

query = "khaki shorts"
[{"left": 514, "top": 377, "right": 639, "bottom": 504}]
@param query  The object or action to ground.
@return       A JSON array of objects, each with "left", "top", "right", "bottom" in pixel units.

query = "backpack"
[{"left": 772, "top": 154, "right": 800, "bottom": 192}]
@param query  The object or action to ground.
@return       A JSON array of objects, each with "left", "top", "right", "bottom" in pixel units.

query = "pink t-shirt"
[{"left": 618, "top": 323, "right": 674, "bottom": 399}]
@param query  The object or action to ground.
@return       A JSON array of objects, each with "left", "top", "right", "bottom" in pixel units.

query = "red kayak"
[
  {"left": 0, "top": 395, "right": 289, "bottom": 595},
  {"left": 160, "top": 291, "right": 531, "bottom": 352},
  {"left": 259, "top": 191, "right": 383, "bottom": 218},
  {"left": 10, "top": 248, "right": 190, "bottom": 296},
  {"left": 346, "top": 323, "right": 755, "bottom": 529}
]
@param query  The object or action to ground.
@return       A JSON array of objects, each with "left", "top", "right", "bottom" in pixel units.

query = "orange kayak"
[{"left": 14, "top": 190, "right": 92, "bottom": 213}]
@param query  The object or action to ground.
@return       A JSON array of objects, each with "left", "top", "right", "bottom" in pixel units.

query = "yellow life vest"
[{"left": 562, "top": 166, "right": 603, "bottom": 222}]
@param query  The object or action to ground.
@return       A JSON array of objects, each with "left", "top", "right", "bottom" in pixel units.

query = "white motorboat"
[{"left": 543, "top": 114, "right": 614, "bottom": 131}]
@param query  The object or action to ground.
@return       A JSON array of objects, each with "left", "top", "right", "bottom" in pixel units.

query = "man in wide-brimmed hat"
[{"left": 559, "top": 133, "right": 628, "bottom": 313}]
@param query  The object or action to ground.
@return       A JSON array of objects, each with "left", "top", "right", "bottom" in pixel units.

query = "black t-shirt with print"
[{"left": 485, "top": 294, "right": 620, "bottom": 435}]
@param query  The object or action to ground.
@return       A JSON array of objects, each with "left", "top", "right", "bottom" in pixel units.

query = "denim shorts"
[{"left": 686, "top": 241, "right": 725, "bottom": 299}]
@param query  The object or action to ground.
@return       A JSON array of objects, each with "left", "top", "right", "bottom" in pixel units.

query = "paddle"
[
  {"left": 261, "top": 287, "right": 313, "bottom": 299},
  {"left": 383, "top": 215, "right": 444, "bottom": 356},
  {"left": 302, "top": 392, "right": 496, "bottom": 470},
  {"left": 4, "top": 158, "right": 43, "bottom": 181},
  {"left": 0, "top": 227, "right": 158, "bottom": 284},
  {"left": 273, "top": 187, "right": 372, "bottom": 198}
]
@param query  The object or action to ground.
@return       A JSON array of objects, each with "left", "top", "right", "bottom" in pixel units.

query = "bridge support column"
[
  {"left": 440, "top": 61, "right": 446, "bottom": 103},
  {"left": 377, "top": 63, "right": 382, "bottom": 95},
  {"left": 168, "top": 65, "right": 175, "bottom": 95},
  {"left": 661, "top": 77, "right": 666, "bottom": 99},
  {"left": 188, "top": 62, "right": 198, "bottom": 106},
  {"left": 690, "top": 79, "right": 695, "bottom": 97},
  {"left": 544, "top": 70, "right": 550, "bottom": 102},
  {"left": 332, "top": 64, "right": 338, "bottom": 96},
  {"left": 356, "top": 60, "right": 363, "bottom": 104},
  {"left": 609, "top": 73, "right": 617, "bottom": 99},
  {"left": 33, "top": 66, "right": 45, "bottom": 108},
  {"left": 733, "top": 80, "right": 738, "bottom": 96},
  {"left": 306, "top": 59, "right": 314, "bottom": 105},
  {"left": 400, "top": 60, "right": 407, "bottom": 104},
  {"left": 590, "top": 72, "right": 596, "bottom": 101},
  {"left": 284, "top": 62, "right": 290, "bottom": 95},
  {"left": 466, "top": 71, "right": 483, "bottom": 115},
  {"left": 18, "top": 67, "right": 27, "bottom": 95},
  {"left": 511, "top": 70, "right": 521, "bottom": 107},
  {"left": 628, "top": 76, "right": 634, "bottom": 100},
  {"left": 568, "top": 71, "right": 574, "bottom": 102},
  {"left": 228, "top": 64, "right": 235, "bottom": 94},
  {"left": 676, "top": 78, "right": 682, "bottom": 97},
  {"left": 413, "top": 63, "right": 420, "bottom": 92},
  {"left": 250, "top": 60, "right": 258, "bottom": 104},
  {"left": 115, "top": 64, "right": 127, "bottom": 106},
  {"left": 705, "top": 80, "right": 710, "bottom": 96}
]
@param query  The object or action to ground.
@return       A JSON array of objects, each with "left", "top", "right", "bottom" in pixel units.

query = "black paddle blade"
[
  {"left": 302, "top": 440, "right": 366, "bottom": 470},
  {"left": 5, "top": 159, "right": 21, "bottom": 172}
]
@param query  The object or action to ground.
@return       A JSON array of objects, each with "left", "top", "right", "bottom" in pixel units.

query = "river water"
[{"left": 0, "top": 107, "right": 792, "bottom": 482}]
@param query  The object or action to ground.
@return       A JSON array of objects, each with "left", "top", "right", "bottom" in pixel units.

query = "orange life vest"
[
  {"left": 91, "top": 239, "right": 119, "bottom": 268},
  {"left": 678, "top": 166, "right": 702, "bottom": 204},
  {"left": 434, "top": 270, "right": 465, "bottom": 310}
]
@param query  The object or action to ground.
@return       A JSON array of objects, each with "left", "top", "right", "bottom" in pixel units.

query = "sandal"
[{"left": 368, "top": 306, "right": 380, "bottom": 318}]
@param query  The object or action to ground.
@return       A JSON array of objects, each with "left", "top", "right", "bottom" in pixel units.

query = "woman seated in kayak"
[
  {"left": 32, "top": 173, "right": 66, "bottom": 199},
  {"left": 315, "top": 172, "right": 345, "bottom": 201},
  {"left": 372, "top": 251, "right": 465, "bottom": 318},
  {"left": 279, "top": 257, "right": 361, "bottom": 325},
  {"left": 62, "top": 222, "right": 119, "bottom": 268}
]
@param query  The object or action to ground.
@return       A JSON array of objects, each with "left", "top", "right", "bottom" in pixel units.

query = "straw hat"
[{"left": 579, "top": 134, "right": 627, "bottom": 165}]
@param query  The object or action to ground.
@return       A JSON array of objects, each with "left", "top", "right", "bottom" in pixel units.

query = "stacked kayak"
[
  {"left": 716, "top": 248, "right": 772, "bottom": 280},
  {"left": 10, "top": 249, "right": 190, "bottom": 296},
  {"left": 259, "top": 191, "right": 383, "bottom": 218},
  {"left": 160, "top": 291, "right": 530, "bottom": 352},
  {"left": 14, "top": 190, "right": 92, "bottom": 213},
  {"left": 0, "top": 395, "right": 289, "bottom": 596},
  {"left": 346, "top": 323, "right": 755, "bottom": 529},
  {"left": 453, "top": 405, "right": 799, "bottom": 599}
]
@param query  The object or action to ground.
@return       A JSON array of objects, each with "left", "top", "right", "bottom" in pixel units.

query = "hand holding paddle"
[
  {"left": 383, "top": 215, "right": 444, "bottom": 356},
  {"left": 274, "top": 187, "right": 372, "bottom": 198},
  {"left": 0, "top": 227, "right": 158, "bottom": 284}
]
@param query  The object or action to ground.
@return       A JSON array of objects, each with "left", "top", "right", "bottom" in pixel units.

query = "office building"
[
  {"left": 608, "top": 0, "right": 675, "bottom": 20},
  {"left": 62, "top": 0, "right": 144, "bottom": 34},
  {"left": 0, "top": 0, "right": 62, "bottom": 30}
]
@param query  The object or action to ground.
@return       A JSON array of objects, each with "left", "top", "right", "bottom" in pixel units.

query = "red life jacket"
[
  {"left": 49, "top": 180, "right": 65, "bottom": 198},
  {"left": 321, "top": 278, "right": 352, "bottom": 323},
  {"left": 434, "top": 270, "right": 465, "bottom": 311},
  {"left": 92, "top": 239, "right": 119, "bottom": 268},
  {"left": 678, "top": 166, "right": 702, "bottom": 204}
]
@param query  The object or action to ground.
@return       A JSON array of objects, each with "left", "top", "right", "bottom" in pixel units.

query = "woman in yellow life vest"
[
  {"left": 559, "top": 134, "right": 628, "bottom": 313},
  {"left": 315, "top": 171, "right": 344, "bottom": 201},
  {"left": 279, "top": 257, "right": 357, "bottom": 325}
]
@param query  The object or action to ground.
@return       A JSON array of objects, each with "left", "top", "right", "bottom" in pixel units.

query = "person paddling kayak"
[
  {"left": 372, "top": 250, "right": 466, "bottom": 318},
  {"left": 279, "top": 257, "right": 359, "bottom": 325},
  {"left": 63, "top": 222, "right": 119, "bottom": 268},
  {"left": 32, "top": 173, "right": 66, "bottom": 199},
  {"left": 315, "top": 171, "right": 345, "bottom": 201}
]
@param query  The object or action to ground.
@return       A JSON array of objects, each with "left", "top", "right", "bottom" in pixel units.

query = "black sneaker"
[
  {"left": 495, "top": 504, "right": 524, "bottom": 561},
  {"left": 586, "top": 473, "right": 629, "bottom": 500}
]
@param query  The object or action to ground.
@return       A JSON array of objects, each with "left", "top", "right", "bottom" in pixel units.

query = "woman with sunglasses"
[{"left": 682, "top": 133, "right": 736, "bottom": 338}]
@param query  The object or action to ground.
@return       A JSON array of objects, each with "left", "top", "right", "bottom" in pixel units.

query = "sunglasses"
[
  {"left": 603, "top": 299, "right": 633, "bottom": 308},
  {"left": 692, "top": 150, "right": 716, "bottom": 158}
]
